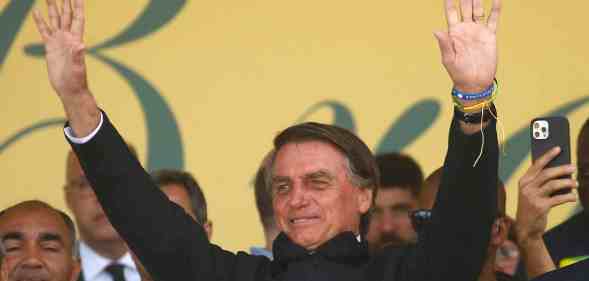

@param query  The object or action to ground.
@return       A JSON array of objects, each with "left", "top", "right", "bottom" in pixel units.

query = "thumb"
[
  {"left": 70, "top": 43, "right": 86, "bottom": 65},
  {"left": 434, "top": 31, "right": 454, "bottom": 64}
]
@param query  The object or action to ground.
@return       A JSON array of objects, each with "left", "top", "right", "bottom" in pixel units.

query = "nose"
[
  {"left": 288, "top": 184, "right": 309, "bottom": 208},
  {"left": 379, "top": 211, "right": 397, "bottom": 233},
  {"left": 21, "top": 246, "right": 44, "bottom": 269}
]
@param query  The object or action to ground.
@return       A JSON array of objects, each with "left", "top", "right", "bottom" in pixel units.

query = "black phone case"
[{"left": 530, "top": 116, "right": 571, "bottom": 195}]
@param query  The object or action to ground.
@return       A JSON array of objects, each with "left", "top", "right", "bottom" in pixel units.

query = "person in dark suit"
[
  {"left": 65, "top": 150, "right": 141, "bottom": 281},
  {"left": 32, "top": 0, "right": 503, "bottom": 280}
]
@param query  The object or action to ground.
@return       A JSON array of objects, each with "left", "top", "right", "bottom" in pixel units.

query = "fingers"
[
  {"left": 434, "top": 31, "right": 455, "bottom": 65},
  {"left": 472, "top": 0, "right": 485, "bottom": 23},
  {"left": 444, "top": 0, "right": 460, "bottom": 27},
  {"left": 32, "top": 10, "right": 52, "bottom": 41},
  {"left": 460, "top": 0, "right": 473, "bottom": 22},
  {"left": 527, "top": 147, "right": 562, "bottom": 179},
  {"left": 61, "top": 0, "right": 73, "bottom": 30},
  {"left": 539, "top": 178, "right": 578, "bottom": 197},
  {"left": 487, "top": 0, "right": 502, "bottom": 32},
  {"left": 548, "top": 192, "right": 578, "bottom": 208},
  {"left": 71, "top": 0, "right": 85, "bottom": 41},
  {"left": 46, "top": 0, "right": 61, "bottom": 30},
  {"left": 532, "top": 164, "right": 576, "bottom": 188}
]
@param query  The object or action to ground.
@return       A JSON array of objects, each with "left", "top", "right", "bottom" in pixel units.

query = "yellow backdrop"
[{"left": 1, "top": 0, "right": 588, "bottom": 252}]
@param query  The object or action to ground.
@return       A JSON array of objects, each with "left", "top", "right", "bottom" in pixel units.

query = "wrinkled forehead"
[
  {"left": 0, "top": 207, "right": 70, "bottom": 245},
  {"left": 273, "top": 141, "right": 349, "bottom": 177}
]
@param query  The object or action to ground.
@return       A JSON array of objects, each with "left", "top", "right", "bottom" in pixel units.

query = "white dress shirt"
[
  {"left": 78, "top": 240, "right": 140, "bottom": 281},
  {"left": 64, "top": 113, "right": 104, "bottom": 143}
]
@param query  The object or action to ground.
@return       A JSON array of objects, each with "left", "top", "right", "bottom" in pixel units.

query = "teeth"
[{"left": 291, "top": 218, "right": 315, "bottom": 224}]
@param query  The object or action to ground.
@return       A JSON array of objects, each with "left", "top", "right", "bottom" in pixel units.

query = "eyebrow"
[
  {"left": 39, "top": 232, "right": 64, "bottom": 245},
  {"left": 271, "top": 176, "right": 291, "bottom": 185},
  {"left": 303, "top": 170, "right": 334, "bottom": 181},
  {"left": 2, "top": 232, "right": 23, "bottom": 243}
]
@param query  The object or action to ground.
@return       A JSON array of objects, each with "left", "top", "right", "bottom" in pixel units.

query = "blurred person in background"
[
  {"left": 420, "top": 168, "right": 520, "bottom": 281},
  {"left": 365, "top": 153, "right": 423, "bottom": 252}
]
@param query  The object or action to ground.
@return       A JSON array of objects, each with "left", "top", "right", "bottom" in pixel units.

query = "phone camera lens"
[
  {"left": 541, "top": 127, "right": 547, "bottom": 133},
  {"left": 534, "top": 123, "right": 540, "bottom": 129},
  {"left": 534, "top": 132, "right": 540, "bottom": 138}
]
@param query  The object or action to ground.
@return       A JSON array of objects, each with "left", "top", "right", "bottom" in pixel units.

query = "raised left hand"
[{"left": 435, "top": 0, "right": 501, "bottom": 93}]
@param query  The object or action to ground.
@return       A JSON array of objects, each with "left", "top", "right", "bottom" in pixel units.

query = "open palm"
[
  {"left": 435, "top": 0, "right": 501, "bottom": 93},
  {"left": 33, "top": 0, "right": 88, "bottom": 99}
]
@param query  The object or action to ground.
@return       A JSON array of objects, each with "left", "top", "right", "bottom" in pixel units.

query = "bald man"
[{"left": 0, "top": 201, "right": 81, "bottom": 281}]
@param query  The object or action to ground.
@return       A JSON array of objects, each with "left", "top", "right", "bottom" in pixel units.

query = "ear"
[
  {"left": 204, "top": 221, "right": 213, "bottom": 240},
  {"left": 357, "top": 187, "right": 373, "bottom": 214},
  {"left": 69, "top": 259, "right": 82, "bottom": 281}
]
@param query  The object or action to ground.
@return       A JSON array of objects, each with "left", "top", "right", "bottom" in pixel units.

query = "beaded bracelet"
[
  {"left": 452, "top": 83, "right": 495, "bottom": 101},
  {"left": 454, "top": 80, "right": 499, "bottom": 113}
]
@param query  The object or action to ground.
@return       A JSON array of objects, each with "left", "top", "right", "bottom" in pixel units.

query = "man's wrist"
[
  {"left": 515, "top": 229, "right": 544, "bottom": 249},
  {"left": 453, "top": 83, "right": 495, "bottom": 107},
  {"left": 61, "top": 91, "right": 101, "bottom": 138}
]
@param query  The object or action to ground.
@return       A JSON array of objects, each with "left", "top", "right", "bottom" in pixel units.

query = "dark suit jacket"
[{"left": 68, "top": 111, "right": 498, "bottom": 281}]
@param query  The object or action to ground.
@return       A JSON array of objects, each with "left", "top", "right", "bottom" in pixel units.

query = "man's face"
[
  {"left": 271, "top": 141, "right": 372, "bottom": 250},
  {"left": 366, "top": 188, "right": 417, "bottom": 251},
  {"left": 161, "top": 184, "right": 195, "bottom": 220},
  {"left": 0, "top": 207, "right": 80, "bottom": 281},
  {"left": 160, "top": 184, "right": 213, "bottom": 239},
  {"left": 64, "top": 153, "right": 120, "bottom": 244}
]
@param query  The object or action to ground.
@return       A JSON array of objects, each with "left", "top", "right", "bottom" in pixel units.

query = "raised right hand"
[
  {"left": 33, "top": 0, "right": 88, "bottom": 100},
  {"left": 33, "top": 0, "right": 100, "bottom": 137}
]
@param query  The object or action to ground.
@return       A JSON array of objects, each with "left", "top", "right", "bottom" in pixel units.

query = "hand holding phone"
[{"left": 531, "top": 117, "right": 572, "bottom": 196}]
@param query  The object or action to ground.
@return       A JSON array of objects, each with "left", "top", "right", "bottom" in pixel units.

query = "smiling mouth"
[{"left": 289, "top": 217, "right": 320, "bottom": 225}]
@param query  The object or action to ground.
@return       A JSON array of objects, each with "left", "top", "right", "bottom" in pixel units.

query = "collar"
[
  {"left": 272, "top": 231, "right": 369, "bottom": 268},
  {"left": 250, "top": 246, "right": 274, "bottom": 260},
  {"left": 79, "top": 242, "right": 137, "bottom": 281}
]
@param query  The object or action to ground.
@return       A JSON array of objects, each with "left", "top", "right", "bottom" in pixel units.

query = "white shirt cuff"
[{"left": 64, "top": 112, "right": 104, "bottom": 144}]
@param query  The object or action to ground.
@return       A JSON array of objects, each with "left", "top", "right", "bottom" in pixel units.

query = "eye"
[
  {"left": 3, "top": 241, "right": 21, "bottom": 252},
  {"left": 41, "top": 242, "right": 61, "bottom": 252},
  {"left": 308, "top": 177, "right": 330, "bottom": 190},
  {"left": 274, "top": 184, "right": 290, "bottom": 195},
  {"left": 5, "top": 245, "right": 21, "bottom": 252}
]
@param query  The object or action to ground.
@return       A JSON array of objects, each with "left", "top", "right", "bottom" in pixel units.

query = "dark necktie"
[{"left": 105, "top": 263, "right": 127, "bottom": 281}]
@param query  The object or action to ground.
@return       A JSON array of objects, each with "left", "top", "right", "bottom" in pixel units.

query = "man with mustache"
[
  {"left": 0, "top": 201, "right": 80, "bottom": 281},
  {"left": 365, "top": 153, "right": 423, "bottom": 252},
  {"left": 33, "top": 0, "right": 503, "bottom": 280}
]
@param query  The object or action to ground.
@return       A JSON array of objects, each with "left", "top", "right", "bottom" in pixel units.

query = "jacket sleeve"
[
  {"left": 411, "top": 115, "right": 499, "bottom": 281},
  {"left": 67, "top": 111, "right": 269, "bottom": 281}
]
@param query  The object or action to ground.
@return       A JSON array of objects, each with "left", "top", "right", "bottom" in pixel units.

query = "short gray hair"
[{"left": 265, "top": 122, "right": 380, "bottom": 236}]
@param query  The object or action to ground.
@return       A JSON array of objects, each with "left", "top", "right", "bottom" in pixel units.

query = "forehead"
[
  {"left": 0, "top": 207, "right": 69, "bottom": 240},
  {"left": 162, "top": 184, "right": 190, "bottom": 202},
  {"left": 376, "top": 188, "right": 414, "bottom": 205},
  {"left": 273, "top": 141, "right": 348, "bottom": 176}
]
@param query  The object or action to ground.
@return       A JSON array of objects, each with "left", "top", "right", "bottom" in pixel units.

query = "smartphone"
[{"left": 530, "top": 116, "right": 572, "bottom": 195}]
